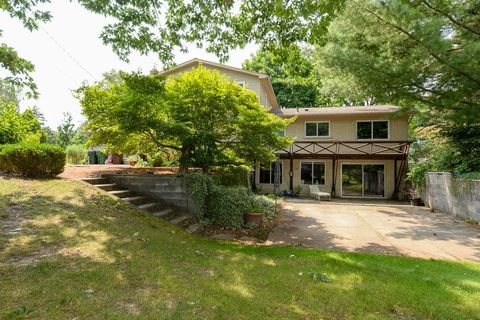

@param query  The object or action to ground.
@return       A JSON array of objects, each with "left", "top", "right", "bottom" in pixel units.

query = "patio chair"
[{"left": 308, "top": 185, "right": 331, "bottom": 201}]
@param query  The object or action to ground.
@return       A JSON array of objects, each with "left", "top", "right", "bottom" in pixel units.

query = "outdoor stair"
[
  {"left": 121, "top": 196, "right": 150, "bottom": 206},
  {"left": 81, "top": 177, "right": 202, "bottom": 235},
  {"left": 95, "top": 183, "right": 120, "bottom": 192},
  {"left": 108, "top": 190, "right": 134, "bottom": 198}
]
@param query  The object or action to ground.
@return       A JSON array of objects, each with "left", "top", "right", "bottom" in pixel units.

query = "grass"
[{"left": 1, "top": 176, "right": 479, "bottom": 319}]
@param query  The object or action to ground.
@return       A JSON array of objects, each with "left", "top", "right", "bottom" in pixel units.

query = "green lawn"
[{"left": 1, "top": 177, "right": 479, "bottom": 320}]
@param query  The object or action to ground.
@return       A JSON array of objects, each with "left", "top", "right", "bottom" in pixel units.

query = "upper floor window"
[
  {"left": 357, "top": 121, "right": 389, "bottom": 140},
  {"left": 276, "top": 130, "right": 285, "bottom": 137},
  {"left": 259, "top": 162, "right": 282, "bottom": 184},
  {"left": 237, "top": 81, "right": 246, "bottom": 87},
  {"left": 305, "top": 122, "right": 330, "bottom": 137}
]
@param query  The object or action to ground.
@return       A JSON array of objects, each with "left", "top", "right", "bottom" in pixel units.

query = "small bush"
[
  {"left": 208, "top": 185, "right": 252, "bottom": 227},
  {"left": 0, "top": 143, "right": 65, "bottom": 178},
  {"left": 252, "top": 195, "right": 277, "bottom": 219},
  {"left": 211, "top": 165, "right": 252, "bottom": 187},
  {"left": 66, "top": 144, "right": 87, "bottom": 164}
]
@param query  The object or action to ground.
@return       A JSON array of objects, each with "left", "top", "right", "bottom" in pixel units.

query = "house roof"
[
  {"left": 271, "top": 105, "right": 409, "bottom": 117},
  {"left": 154, "top": 58, "right": 279, "bottom": 109}
]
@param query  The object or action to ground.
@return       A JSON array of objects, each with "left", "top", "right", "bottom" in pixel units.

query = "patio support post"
[
  {"left": 289, "top": 154, "right": 294, "bottom": 191},
  {"left": 331, "top": 157, "right": 337, "bottom": 197},
  {"left": 393, "top": 160, "right": 398, "bottom": 194}
]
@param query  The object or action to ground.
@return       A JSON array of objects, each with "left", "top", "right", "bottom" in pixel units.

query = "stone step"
[
  {"left": 169, "top": 215, "right": 192, "bottom": 227},
  {"left": 82, "top": 177, "right": 110, "bottom": 185},
  {"left": 122, "top": 196, "right": 150, "bottom": 205},
  {"left": 186, "top": 223, "right": 203, "bottom": 235},
  {"left": 108, "top": 190, "right": 135, "bottom": 198},
  {"left": 137, "top": 202, "right": 162, "bottom": 213},
  {"left": 95, "top": 183, "right": 120, "bottom": 191},
  {"left": 151, "top": 208, "right": 175, "bottom": 220}
]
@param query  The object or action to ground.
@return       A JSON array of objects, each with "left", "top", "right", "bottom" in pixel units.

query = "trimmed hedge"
[
  {"left": 208, "top": 185, "right": 252, "bottom": 227},
  {"left": 0, "top": 143, "right": 66, "bottom": 178}
]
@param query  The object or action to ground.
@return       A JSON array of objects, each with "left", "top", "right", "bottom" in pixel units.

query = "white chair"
[{"left": 308, "top": 185, "right": 331, "bottom": 201}]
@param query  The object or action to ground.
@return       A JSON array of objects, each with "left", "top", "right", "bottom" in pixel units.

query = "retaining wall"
[
  {"left": 105, "top": 174, "right": 195, "bottom": 214},
  {"left": 425, "top": 172, "right": 480, "bottom": 222}
]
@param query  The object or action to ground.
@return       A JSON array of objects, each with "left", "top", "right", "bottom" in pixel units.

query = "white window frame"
[
  {"left": 237, "top": 81, "right": 246, "bottom": 87},
  {"left": 304, "top": 121, "right": 331, "bottom": 138},
  {"left": 299, "top": 161, "right": 326, "bottom": 185},
  {"left": 340, "top": 163, "right": 385, "bottom": 198},
  {"left": 356, "top": 120, "right": 390, "bottom": 140}
]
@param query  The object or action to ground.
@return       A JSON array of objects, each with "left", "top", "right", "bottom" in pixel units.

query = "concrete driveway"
[{"left": 267, "top": 198, "right": 480, "bottom": 262}]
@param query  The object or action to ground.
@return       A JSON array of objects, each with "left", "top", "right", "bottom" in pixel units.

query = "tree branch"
[
  {"left": 421, "top": 0, "right": 480, "bottom": 37},
  {"left": 352, "top": 0, "right": 480, "bottom": 86}
]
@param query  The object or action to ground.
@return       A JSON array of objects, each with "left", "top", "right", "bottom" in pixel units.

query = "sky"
[{"left": 1, "top": 0, "right": 257, "bottom": 128}]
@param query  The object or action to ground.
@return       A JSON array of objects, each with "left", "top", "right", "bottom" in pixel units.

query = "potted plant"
[
  {"left": 245, "top": 207, "right": 264, "bottom": 227},
  {"left": 126, "top": 155, "right": 138, "bottom": 167},
  {"left": 293, "top": 185, "right": 302, "bottom": 197}
]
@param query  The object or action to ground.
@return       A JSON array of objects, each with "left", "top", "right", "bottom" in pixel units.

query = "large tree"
[
  {"left": 78, "top": 67, "right": 292, "bottom": 172},
  {"left": 243, "top": 45, "right": 324, "bottom": 108},
  {"left": 314, "top": 0, "right": 480, "bottom": 122},
  {"left": 1, "top": 0, "right": 343, "bottom": 95}
]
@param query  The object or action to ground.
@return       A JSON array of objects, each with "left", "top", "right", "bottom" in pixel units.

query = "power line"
[{"left": 40, "top": 26, "right": 97, "bottom": 81}]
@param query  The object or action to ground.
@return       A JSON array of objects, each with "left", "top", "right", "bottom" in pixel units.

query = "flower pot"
[
  {"left": 245, "top": 212, "right": 263, "bottom": 226},
  {"left": 410, "top": 198, "right": 422, "bottom": 206},
  {"left": 129, "top": 160, "right": 137, "bottom": 167}
]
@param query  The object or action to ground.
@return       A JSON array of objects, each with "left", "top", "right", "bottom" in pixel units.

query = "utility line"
[{"left": 40, "top": 26, "right": 97, "bottom": 81}]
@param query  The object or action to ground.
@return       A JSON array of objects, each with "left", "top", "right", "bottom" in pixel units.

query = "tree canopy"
[
  {"left": 243, "top": 45, "right": 326, "bottom": 108},
  {"left": 314, "top": 0, "right": 480, "bottom": 122},
  {"left": 1, "top": 0, "right": 344, "bottom": 95},
  {"left": 78, "top": 66, "right": 292, "bottom": 172}
]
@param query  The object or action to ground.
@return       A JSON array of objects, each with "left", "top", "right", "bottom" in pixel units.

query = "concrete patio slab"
[{"left": 267, "top": 198, "right": 480, "bottom": 261}]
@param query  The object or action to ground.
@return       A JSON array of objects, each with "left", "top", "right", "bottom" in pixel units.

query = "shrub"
[
  {"left": 251, "top": 195, "right": 277, "bottom": 219},
  {"left": 66, "top": 144, "right": 87, "bottom": 164},
  {"left": 0, "top": 143, "right": 65, "bottom": 178},
  {"left": 407, "top": 162, "right": 432, "bottom": 195},
  {"left": 208, "top": 185, "right": 252, "bottom": 227},
  {"left": 185, "top": 173, "right": 216, "bottom": 219},
  {"left": 210, "top": 165, "right": 252, "bottom": 187}
]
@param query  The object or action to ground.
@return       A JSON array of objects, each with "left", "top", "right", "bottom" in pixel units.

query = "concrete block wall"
[
  {"left": 425, "top": 172, "right": 480, "bottom": 222},
  {"left": 105, "top": 174, "right": 195, "bottom": 214}
]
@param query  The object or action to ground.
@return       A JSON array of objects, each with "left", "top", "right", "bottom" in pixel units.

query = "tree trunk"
[{"left": 178, "top": 145, "right": 191, "bottom": 174}]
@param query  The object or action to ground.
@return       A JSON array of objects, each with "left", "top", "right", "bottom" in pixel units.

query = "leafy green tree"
[
  {"left": 2, "top": 0, "right": 343, "bottom": 94},
  {"left": 0, "top": 103, "right": 43, "bottom": 144},
  {"left": 0, "top": 103, "right": 25, "bottom": 144},
  {"left": 78, "top": 67, "right": 292, "bottom": 172},
  {"left": 56, "top": 112, "right": 75, "bottom": 148},
  {"left": 243, "top": 45, "right": 331, "bottom": 107},
  {"left": 0, "top": 79, "right": 22, "bottom": 106},
  {"left": 314, "top": 0, "right": 480, "bottom": 122}
]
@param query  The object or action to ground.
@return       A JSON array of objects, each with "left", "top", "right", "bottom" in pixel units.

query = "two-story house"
[{"left": 159, "top": 59, "right": 410, "bottom": 199}]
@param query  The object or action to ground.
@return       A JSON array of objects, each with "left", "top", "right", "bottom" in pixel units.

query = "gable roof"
[
  {"left": 155, "top": 58, "right": 279, "bottom": 109},
  {"left": 271, "top": 105, "right": 410, "bottom": 117}
]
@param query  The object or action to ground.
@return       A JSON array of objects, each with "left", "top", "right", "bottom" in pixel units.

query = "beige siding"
[
  {"left": 285, "top": 114, "right": 409, "bottom": 141},
  {"left": 166, "top": 64, "right": 269, "bottom": 107}
]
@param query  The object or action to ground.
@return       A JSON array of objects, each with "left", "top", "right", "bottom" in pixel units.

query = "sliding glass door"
[
  {"left": 341, "top": 165, "right": 363, "bottom": 197},
  {"left": 341, "top": 164, "right": 385, "bottom": 197}
]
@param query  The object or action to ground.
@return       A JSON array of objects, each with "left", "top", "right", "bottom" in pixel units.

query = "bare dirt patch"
[
  {"left": 4, "top": 246, "right": 59, "bottom": 266},
  {"left": 59, "top": 165, "right": 179, "bottom": 180}
]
